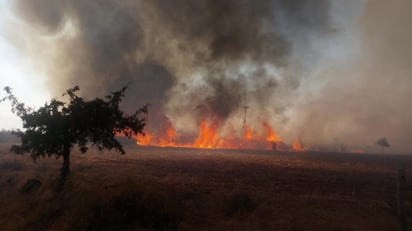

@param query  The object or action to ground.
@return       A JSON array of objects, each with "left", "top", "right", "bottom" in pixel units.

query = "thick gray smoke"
[
  {"left": 7, "top": 0, "right": 411, "bottom": 153},
  {"left": 282, "top": 1, "right": 412, "bottom": 153},
  {"left": 10, "top": 0, "right": 334, "bottom": 126}
]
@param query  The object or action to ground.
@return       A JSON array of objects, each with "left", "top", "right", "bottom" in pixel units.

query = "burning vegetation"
[
  {"left": 8, "top": 0, "right": 335, "bottom": 152},
  {"left": 134, "top": 115, "right": 306, "bottom": 152},
  {"left": 8, "top": 0, "right": 410, "bottom": 153}
]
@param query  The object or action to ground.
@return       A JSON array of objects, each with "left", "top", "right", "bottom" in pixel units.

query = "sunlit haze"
[{"left": 0, "top": 0, "right": 50, "bottom": 129}]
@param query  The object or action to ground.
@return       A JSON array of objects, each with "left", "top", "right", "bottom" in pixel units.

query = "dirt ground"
[{"left": 0, "top": 144, "right": 411, "bottom": 230}]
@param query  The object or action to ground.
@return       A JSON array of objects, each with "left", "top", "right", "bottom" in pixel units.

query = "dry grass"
[{"left": 0, "top": 144, "right": 411, "bottom": 230}]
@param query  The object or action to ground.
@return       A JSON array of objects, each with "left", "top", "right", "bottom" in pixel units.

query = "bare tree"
[{"left": 376, "top": 137, "right": 390, "bottom": 153}]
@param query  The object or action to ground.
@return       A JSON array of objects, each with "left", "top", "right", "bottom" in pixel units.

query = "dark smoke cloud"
[
  {"left": 14, "top": 0, "right": 67, "bottom": 33},
  {"left": 9, "top": 0, "right": 361, "bottom": 148},
  {"left": 148, "top": 0, "right": 287, "bottom": 63},
  {"left": 12, "top": 0, "right": 332, "bottom": 105}
]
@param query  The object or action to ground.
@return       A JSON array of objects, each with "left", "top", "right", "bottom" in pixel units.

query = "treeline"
[{"left": 0, "top": 129, "right": 19, "bottom": 143}]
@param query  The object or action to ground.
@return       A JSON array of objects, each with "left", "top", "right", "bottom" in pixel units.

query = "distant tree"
[
  {"left": 376, "top": 137, "right": 390, "bottom": 153},
  {"left": 0, "top": 129, "right": 18, "bottom": 143},
  {"left": 1, "top": 86, "right": 147, "bottom": 190}
]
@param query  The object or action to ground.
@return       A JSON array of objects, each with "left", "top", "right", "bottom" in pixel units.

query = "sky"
[
  {"left": 0, "top": 0, "right": 411, "bottom": 153},
  {"left": 0, "top": 0, "right": 50, "bottom": 129}
]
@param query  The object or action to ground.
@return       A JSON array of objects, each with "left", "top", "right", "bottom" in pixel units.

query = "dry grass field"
[{"left": 0, "top": 143, "right": 411, "bottom": 230}]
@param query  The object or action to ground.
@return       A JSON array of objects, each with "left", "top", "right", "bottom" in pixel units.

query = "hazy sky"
[
  {"left": 0, "top": 0, "right": 411, "bottom": 153},
  {"left": 0, "top": 0, "right": 50, "bottom": 129}
]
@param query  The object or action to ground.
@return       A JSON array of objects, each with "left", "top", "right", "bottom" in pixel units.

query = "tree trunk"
[{"left": 58, "top": 143, "right": 71, "bottom": 191}]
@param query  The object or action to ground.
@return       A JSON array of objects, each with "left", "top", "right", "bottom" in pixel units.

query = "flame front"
[
  {"left": 136, "top": 122, "right": 177, "bottom": 147},
  {"left": 194, "top": 119, "right": 220, "bottom": 148},
  {"left": 244, "top": 125, "right": 254, "bottom": 140},
  {"left": 292, "top": 138, "right": 306, "bottom": 152},
  {"left": 136, "top": 132, "right": 152, "bottom": 146},
  {"left": 133, "top": 115, "right": 299, "bottom": 151},
  {"left": 263, "top": 122, "right": 282, "bottom": 143},
  {"left": 158, "top": 124, "right": 176, "bottom": 147}
]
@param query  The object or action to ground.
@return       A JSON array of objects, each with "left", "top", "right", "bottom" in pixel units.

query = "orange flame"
[
  {"left": 292, "top": 138, "right": 306, "bottom": 152},
  {"left": 135, "top": 116, "right": 178, "bottom": 147},
  {"left": 136, "top": 132, "right": 153, "bottom": 146},
  {"left": 263, "top": 122, "right": 282, "bottom": 143},
  {"left": 244, "top": 125, "right": 254, "bottom": 140},
  {"left": 158, "top": 124, "right": 177, "bottom": 147},
  {"left": 194, "top": 119, "right": 220, "bottom": 148},
  {"left": 132, "top": 115, "right": 304, "bottom": 151}
]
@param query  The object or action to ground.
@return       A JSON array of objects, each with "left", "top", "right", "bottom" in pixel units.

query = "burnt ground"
[{"left": 0, "top": 144, "right": 411, "bottom": 230}]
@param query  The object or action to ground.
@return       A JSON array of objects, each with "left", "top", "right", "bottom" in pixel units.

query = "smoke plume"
[{"left": 6, "top": 0, "right": 412, "bottom": 153}]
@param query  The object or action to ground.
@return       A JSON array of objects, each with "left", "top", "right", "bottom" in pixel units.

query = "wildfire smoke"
[{"left": 5, "top": 1, "right": 412, "bottom": 153}]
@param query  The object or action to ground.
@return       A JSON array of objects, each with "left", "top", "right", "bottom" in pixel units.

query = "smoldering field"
[{"left": 1, "top": 144, "right": 411, "bottom": 230}]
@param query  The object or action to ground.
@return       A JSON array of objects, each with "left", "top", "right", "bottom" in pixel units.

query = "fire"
[
  {"left": 194, "top": 118, "right": 220, "bottom": 148},
  {"left": 132, "top": 115, "right": 310, "bottom": 151},
  {"left": 136, "top": 132, "right": 152, "bottom": 146},
  {"left": 263, "top": 122, "right": 282, "bottom": 143},
  {"left": 158, "top": 124, "right": 177, "bottom": 147},
  {"left": 292, "top": 138, "right": 306, "bottom": 152},
  {"left": 217, "top": 130, "right": 238, "bottom": 149},
  {"left": 244, "top": 125, "right": 254, "bottom": 140},
  {"left": 122, "top": 114, "right": 365, "bottom": 153},
  {"left": 135, "top": 119, "right": 177, "bottom": 147}
]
